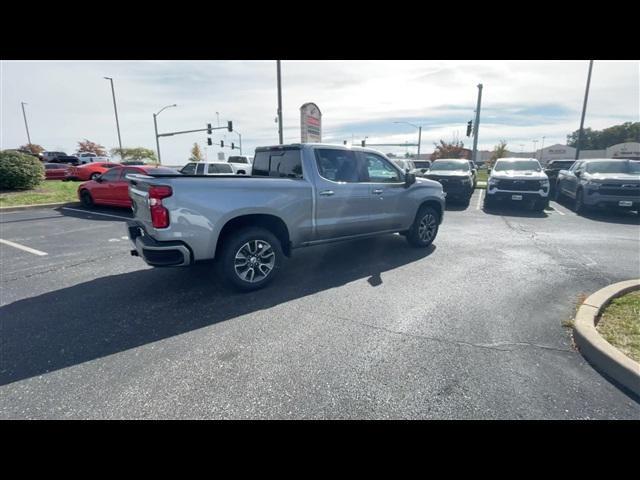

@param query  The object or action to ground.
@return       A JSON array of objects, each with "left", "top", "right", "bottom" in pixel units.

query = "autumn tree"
[
  {"left": 111, "top": 147, "right": 158, "bottom": 164},
  {"left": 189, "top": 143, "right": 204, "bottom": 162},
  {"left": 566, "top": 122, "right": 639, "bottom": 150},
  {"left": 487, "top": 140, "right": 508, "bottom": 168},
  {"left": 19, "top": 143, "right": 45, "bottom": 155},
  {"left": 431, "top": 139, "right": 468, "bottom": 161},
  {"left": 77, "top": 139, "right": 108, "bottom": 156}
]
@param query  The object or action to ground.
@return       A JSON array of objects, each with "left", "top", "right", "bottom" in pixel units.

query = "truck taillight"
[{"left": 148, "top": 186, "right": 172, "bottom": 229}]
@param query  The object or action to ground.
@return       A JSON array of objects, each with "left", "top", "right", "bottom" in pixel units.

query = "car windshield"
[
  {"left": 586, "top": 160, "right": 640, "bottom": 174},
  {"left": 494, "top": 160, "right": 541, "bottom": 172},
  {"left": 430, "top": 161, "right": 469, "bottom": 171},
  {"left": 547, "top": 161, "right": 574, "bottom": 169}
]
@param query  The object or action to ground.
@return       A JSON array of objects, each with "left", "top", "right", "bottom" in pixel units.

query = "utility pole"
[
  {"left": 104, "top": 77, "right": 123, "bottom": 152},
  {"left": 533, "top": 139, "right": 538, "bottom": 157},
  {"left": 21, "top": 102, "right": 32, "bottom": 145},
  {"left": 540, "top": 136, "right": 546, "bottom": 163},
  {"left": 276, "top": 60, "right": 283, "bottom": 145},
  {"left": 575, "top": 60, "right": 594, "bottom": 161},
  {"left": 471, "top": 83, "right": 483, "bottom": 164}
]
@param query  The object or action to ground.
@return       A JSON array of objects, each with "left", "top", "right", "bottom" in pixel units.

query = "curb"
[
  {"left": 0, "top": 201, "right": 80, "bottom": 213},
  {"left": 573, "top": 279, "right": 640, "bottom": 397}
]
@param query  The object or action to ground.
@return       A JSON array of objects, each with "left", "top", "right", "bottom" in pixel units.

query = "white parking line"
[
  {"left": 476, "top": 189, "right": 484, "bottom": 210},
  {"left": 549, "top": 202, "right": 570, "bottom": 216},
  {"left": 0, "top": 238, "right": 48, "bottom": 256},
  {"left": 62, "top": 207, "right": 131, "bottom": 221}
]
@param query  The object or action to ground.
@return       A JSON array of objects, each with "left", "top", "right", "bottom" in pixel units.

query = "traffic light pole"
[
  {"left": 471, "top": 83, "right": 483, "bottom": 163},
  {"left": 153, "top": 113, "right": 162, "bottom": 164},
  {"left": 158, "top": 124, "right": 231, "bottom": 138}
]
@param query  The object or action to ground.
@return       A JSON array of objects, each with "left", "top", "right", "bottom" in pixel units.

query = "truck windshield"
[
  {"left": 586, "top": 161, "right": 640, "bottom": 174},
  {"left": 494, "top": 160, "right": 541, "bottom": 172},
  {"left": 430, "top": 161, "right": 469, "bottom": 171}
]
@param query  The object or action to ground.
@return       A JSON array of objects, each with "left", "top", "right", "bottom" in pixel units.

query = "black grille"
[{"left": 495, "top": 179, "right": 541, "bottom": 191}]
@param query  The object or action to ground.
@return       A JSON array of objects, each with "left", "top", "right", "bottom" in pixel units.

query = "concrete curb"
[
  {"left": 573, "top": 279, "right": 640, "bottom": 397},
  {"left": 0, "top": 202, "right": 80, "bottom": 213}
]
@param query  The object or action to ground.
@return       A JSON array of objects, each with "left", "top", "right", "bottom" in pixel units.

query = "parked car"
[
  {"left": 75, "top": 152, "right": 111, "bottom": 164},
  {"left": 484, "top": 158, "right": 550, "bottom": 211},
  {"left": 555, "top": 159, "right": 640, "bottom": 214},
  {"left": 227, "top": 155, "right": 253, "bottom": 175},
  {"left": 544, "top": 160, "right": 575, "bottom": 194},
  {"left": 412, "top": 160, "right": 432, "bottom": 176},
  {"left": 49, "top": 155, "right": 80, "bottom": 165},
  {"left": 41, "top": 151, "right": 68, "bottom": 162},
  {"left": 78, "top": 165, "right": 179, "bottom": 208},
  {"left": 424, "top": 159, "right": 475, "bottom": 204},
  {"left": 44, "top": 163, "right": 70, "bottom": 180},
  {"left": 126, "top": 143, "right": 445, "bottom": 291},
  {"left": 180, "top": 161, "right": 234, "bottom": 175},
  {"left": 65, "top": 162, "right": 121, "bottom": 181}
]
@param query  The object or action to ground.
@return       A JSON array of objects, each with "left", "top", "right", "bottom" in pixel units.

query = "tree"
[
  {"left": 19, "top": 143, "right": 45, "bottom": 155},
  {"left": 189, "top": 143, "right": 204, "bottom": 162},
  {"left": 77, "top": 139, "right": 108, "bottom": 156},
  {"left": 431, "top": 139, "right": 468, "bottom": 161},
  {"left": 110, "top": 147, "right": 158, "bottom": 164},
  {"left": 566, "top": 122, "right": 640, "bottom": 150},
  {"left": 487, "top": 140, "right": 508, "bottom": 168}
]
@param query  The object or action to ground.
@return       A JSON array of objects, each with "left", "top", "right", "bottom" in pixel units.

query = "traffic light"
[
  {"left": 220, "top": 140, "right": 224, "bottom": 148},
  {"left": 343, "top": 140, "right": 347, "bottom": 145},
  {"left": 466, "top": 120, "right": 473, "bottom": 137},
  {"left": 231, "top": 142, "right": 235, "bottom": 150},
  {"left": 207, "top": 123, "right": 212, "bottom": 135},
  {"left": 361, "top": 140, "right": 366, "bottom": 147},
  {"left": 207, "top": 137, "right": 212, "bottom": 146},
  {"left": 227, "top": 121, "right": 233, "bottom": 132}
]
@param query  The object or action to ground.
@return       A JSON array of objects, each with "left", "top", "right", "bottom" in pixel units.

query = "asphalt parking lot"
[{"left": 1, "top": 191, "right": 639, "bottom": 419}]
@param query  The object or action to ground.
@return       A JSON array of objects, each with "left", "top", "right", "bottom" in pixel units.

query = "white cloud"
[{"left": 1, "top": 60, "right": 638, "bottom": 163}]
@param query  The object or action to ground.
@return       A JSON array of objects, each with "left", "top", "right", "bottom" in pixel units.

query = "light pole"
[
  {"left": 276, "top": 60, "right": 283, "bottom": 145},
  {"left": 216, "top": 112, "right": 220, "bottom": 128},
  {"left": 471, "top": 83, "right": 483, "bottom": 164},
  {"left": 233, "top": 130, "right": 243, "bottom": 155},
  {"left": 533, "top": 139, "right": 538, "bottom": 157},
  {"left": 575, "top": 60, "right": 594, "bottom": 161},
  {"left": 153, "top": 104, "right": 177, "bottom": 164},
  {"left": 394, "top": 121, "right": 422, "bottom": 159},
  {"left": 104, "top": 77, "right": 123, "bottom": 152},
  {"left": 21, "top": 102, "right": 32, "bottom": 145},
  {"left": 540, "top": 136, "right": 546, "bottom": 163}
]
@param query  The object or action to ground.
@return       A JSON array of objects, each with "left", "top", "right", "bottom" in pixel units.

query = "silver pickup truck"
[{"left": 126, "top": 143, "right": 445, "bottom": 290}]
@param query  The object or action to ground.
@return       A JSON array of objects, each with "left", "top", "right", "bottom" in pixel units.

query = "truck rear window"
[{"left": 253, "top": 150, "right": 303, "bottom": 179}]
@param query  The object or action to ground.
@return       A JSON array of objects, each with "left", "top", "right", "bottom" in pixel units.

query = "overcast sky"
[{"left": 1, "top": 60, "right": 638, "bottom": 164}]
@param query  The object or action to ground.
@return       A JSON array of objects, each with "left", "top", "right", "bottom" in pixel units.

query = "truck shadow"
[
  {"left": 552, "top": 198, "right": 640, "bottom": 225},
  {"left": 0, "top": 235, "right": 435, "bottom": 386},
  {"left": 57, "top": 205, "right": 134, "bottom": 222},
  {"left": 482, "top": 204, "right": 549, "bottom": 218}
]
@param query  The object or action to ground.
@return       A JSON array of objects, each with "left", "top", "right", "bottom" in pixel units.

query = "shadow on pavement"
[
  {"left": 57, "top": 205, "right": 133, "bottom": 222},
  {"left": 0, "top": 234, "right": 435, "bottom": 386},
  {"left": 553, "top": 198, "right": 640, "bottom": 225},
  {"left": 482, "top": 204, "right": 549, "bottom": 219}
]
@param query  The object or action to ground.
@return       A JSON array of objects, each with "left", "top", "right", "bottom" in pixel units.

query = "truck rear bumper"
[{"left": 127, "top": 221, "right": 192, "bottom": 267}]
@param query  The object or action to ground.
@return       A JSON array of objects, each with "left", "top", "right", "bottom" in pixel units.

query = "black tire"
[
  {"left": 80, "top": 190, "right": 94, "bottom": 208},
  {"left": 406, "top": 206, "right": 440, "bottom": 248},
  {"left": 90, "top": 172, "right": 101, "bottom": 181},
  {"left": 574, "top": 188, "right": 585, "bottom": 214},
  {"left": 218, "top": 227, "right": 284, "bottom": 291}
]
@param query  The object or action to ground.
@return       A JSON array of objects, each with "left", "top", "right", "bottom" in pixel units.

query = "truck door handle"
[
  {"left": 319, "top": 190, "right": 334, "bottom": 196},
  {"left": 372, "top": 189, "right": 384, "bottom": 194}
]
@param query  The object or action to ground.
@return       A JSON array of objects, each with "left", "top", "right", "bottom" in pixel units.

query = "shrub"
[{"left": 0, "top": 150, "right": 45, "bottom": 190}]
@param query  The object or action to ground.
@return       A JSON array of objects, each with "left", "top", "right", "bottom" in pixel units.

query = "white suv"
[{"left": 484, "top": 158, "right": 550, "bottom": 211}]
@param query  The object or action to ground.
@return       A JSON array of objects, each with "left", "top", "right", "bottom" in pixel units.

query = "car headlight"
[{"left": 540, "top": 179, "right": 550, "bottom": 187}]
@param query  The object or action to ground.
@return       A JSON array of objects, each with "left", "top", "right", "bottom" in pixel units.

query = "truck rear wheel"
[
  {"left": 218, "top": 227, "right": 283, "bottom": 291},
  {"left": 406, "top": 206, "right": 439, "bottom": 248}
]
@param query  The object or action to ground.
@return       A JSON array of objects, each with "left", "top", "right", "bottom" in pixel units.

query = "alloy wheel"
[{"left": 234, "top": 239, "right": 276, "bottom": 283}]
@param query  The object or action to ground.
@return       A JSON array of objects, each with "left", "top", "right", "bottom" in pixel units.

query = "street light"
[
  {"left": 233, "top": 130, "right": 243, "bottom": 155},
  {"left": 394, "top": 121, "right": 423, "bottom": 159},
  {"left": 153, "top": 104, "right": 177, "bottom": 164},
  {"left": 540, "top": 136, "right": 546, "bottom": 163},
  {"left": 21, "top": 102, "right": 32, "bottom": 145},
  {"left": 104, "top": 77, "right": 123, "bottom": 152},
  {"left": 533, "top": 139, "right": 538, "bottom": 157}
]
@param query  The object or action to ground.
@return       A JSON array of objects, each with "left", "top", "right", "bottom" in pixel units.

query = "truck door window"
[
  {"left": 196, "top": 163, "right": 205, "bottom": 175},
  {"left": 363, "top": 153, "right": 402, "bottom": 183},
  {"left": 315, "top": 149, "right": 359, "bottom": 183},
  {"left": 181, "top": 163, "right": 196, "bottom": 175},
  {"left": 253, "top": 149, "right": 303, "bottom": 178}
]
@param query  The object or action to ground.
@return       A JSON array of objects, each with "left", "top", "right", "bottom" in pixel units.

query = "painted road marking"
[
  {"left": 62, "top": 207, "right": 131, "bottom": 221},
  {"left": 0, "top": 238, "right": 48, "bottom": 256},
  {"left": 476, "top": 189, "right": 484, "bottom": 210}
]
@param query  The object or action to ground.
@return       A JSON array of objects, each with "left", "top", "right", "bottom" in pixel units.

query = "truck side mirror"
[{"left": 404, "top": 172, "right": 416, "bottom": 188}]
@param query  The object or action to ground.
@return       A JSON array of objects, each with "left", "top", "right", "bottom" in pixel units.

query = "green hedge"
[{"left": 0, "top": 150, "right": 45, "bottom": 190}]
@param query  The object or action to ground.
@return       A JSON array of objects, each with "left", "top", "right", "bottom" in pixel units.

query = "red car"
[
  {"left": 44, "top": 163, "right": 70, "bottom": 180},
  {"left": 66, "top": 162, "right": 121, "bottom": 181},
  {"left": 78, "top": 165, "right": 178, "bottom": 208}
]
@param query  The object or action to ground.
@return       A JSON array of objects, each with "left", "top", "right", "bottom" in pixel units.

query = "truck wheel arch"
[
  {"left": 416, "top": 200, "right": 443, "bottom": 223},
  {"left": 216, "top": 214, "right": 292, "bottom": 258}
]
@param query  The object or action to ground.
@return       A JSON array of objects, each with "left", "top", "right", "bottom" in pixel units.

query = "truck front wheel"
[
  {"left": 406, "top": 206, "right": 440, "bottom": 248},
  {"left": 219, "top": 227, "right": 284, "bottom": 291}
]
